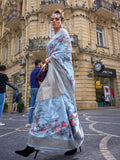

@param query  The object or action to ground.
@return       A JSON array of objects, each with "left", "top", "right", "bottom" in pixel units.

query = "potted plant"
[
  {"left": 17, "top": 101, "right": 24, "bottom": 113},
  {"left": 4, "top": 102, "right": 8, "bottom": 112}
]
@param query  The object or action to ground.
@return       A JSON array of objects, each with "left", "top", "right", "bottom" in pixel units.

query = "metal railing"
[
  {"left": 94, "top": 0, "right": 114, "bottom": 13},
  {"left": 28, "top": 37, "right": 50, "bottom": 50},
  {"left": 28, "top": 34, "right": 79, "bottom": 50},
  {"left": 40, "top": 0, "right": 65, "bottom": 5},
  {"left": 6, "top": 10, "right": 21, "bottom": 23}
]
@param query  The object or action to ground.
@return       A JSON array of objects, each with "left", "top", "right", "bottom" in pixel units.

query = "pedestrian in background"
[
  {"left": 16, "top": 9, "right": 84, "bottom": 159},
  {"left": 11, "top": 94, "right": 19, "bottom": 113},
  {"left": 0, "top": 65, "right": 10, "bottom": 126},
  {"left": 25, "top": 59, "right": 42, "bottom": 128}
]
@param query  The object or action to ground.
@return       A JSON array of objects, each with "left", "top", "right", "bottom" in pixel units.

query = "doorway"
[
  {"left": 96, "top": 76, "right": 115, "bottom": 107},
  {"left": 12, "top": 73, "right": 24, "bottom": 102}
]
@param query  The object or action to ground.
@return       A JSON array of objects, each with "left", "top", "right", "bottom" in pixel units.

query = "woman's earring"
[{"left": 61, "top": 24, "right": 63, "bottom": 28}]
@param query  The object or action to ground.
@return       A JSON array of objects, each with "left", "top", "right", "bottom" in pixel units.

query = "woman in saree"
[{"left": 16, "top": 9, "right": 84, "bottom": 159}]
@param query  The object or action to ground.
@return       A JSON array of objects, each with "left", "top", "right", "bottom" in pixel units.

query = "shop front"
[{"left": 94, "top": 67, "right": 116, "bottom": 107}]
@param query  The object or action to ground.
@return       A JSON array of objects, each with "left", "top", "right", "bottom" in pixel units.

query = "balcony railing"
[
  {"left": 5, "top": 10, "right": 23, "bottom": 29},
  {"left": 28, "top": 34, "right": 78, "bottom": 51},
  {"left": 6, "top": 10, "right": 21, "bottom": 23},
  {"left": 41, "top": 0, "right": 65, "bottom": 5},
  {"left": 94, "top": 0, "right": 114, "bottom": 13},
  {"left": 40, "top": 0, "right": 65, "bottom": 13},
  {"left": 93, "top": 0, "right": 115, "bottom": 19},
  {"left": 28, "top": 37, "right": 50, "bottom": 51}
]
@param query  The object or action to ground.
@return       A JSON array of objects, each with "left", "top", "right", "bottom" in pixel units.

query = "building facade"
[{"left": 0, "top": 0, "right": 120, "bottom": 111}]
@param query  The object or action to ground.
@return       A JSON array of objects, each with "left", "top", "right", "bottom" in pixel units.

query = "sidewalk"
[{"left": 0, "top": 107, "right": 120, "bottom": 160}]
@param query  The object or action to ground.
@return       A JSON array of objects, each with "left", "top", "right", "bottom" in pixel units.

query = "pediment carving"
[{"left": 94, "top": 16, "right": 106, "bottom": 25}]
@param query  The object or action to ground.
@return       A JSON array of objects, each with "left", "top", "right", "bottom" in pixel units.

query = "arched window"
[
  {"left": 96, "top": 28, "right": 104, "bottom": 47},
  {"left": 5, "top": 45, "right": 8, "bottom": 61},
  {"left": 18, "top": 36, "right": 22, "bottom": 53}
]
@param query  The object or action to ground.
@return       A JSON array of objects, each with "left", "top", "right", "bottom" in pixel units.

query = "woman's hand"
[
  {"left": 42, "top": 57, "right": 49, "bottom": 70},
  {"left": 45, "top": 57, "right": 50, "bottom": 64},
  {"left": 42, "top": 63, "right": 48, "bottom": 70}
]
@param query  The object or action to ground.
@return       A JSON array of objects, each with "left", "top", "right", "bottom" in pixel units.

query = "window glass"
[
  {"left": 18, "top": 36, "right": 22, "bottom": 53},
  {"left": 118, "top": 11, "right": 120, "bottom": 18},
  {"left": 100, "top": 33, "right": 103, "bottom": 46},
  {"left": 5, "top": 46, "right": 8, "bottom": 61},
  {"left": 20, "top": 2, "right": 22, "bottom": 15}
]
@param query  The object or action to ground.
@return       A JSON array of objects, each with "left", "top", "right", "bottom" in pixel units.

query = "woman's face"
[{"left": 50, "top": 14, "right": 63, "bottom": 30}]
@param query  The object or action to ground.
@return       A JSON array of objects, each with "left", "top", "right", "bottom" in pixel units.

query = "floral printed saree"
[{"left": 28, "top": 28, "right": 84, "bottom": 152}]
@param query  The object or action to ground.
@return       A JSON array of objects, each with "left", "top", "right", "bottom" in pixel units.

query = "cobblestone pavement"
[{"left": 0, "top": 108, "right": 120, "bottom": 160}]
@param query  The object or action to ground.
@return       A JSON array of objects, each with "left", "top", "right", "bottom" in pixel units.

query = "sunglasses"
[{"left": 50, "top": 17, "right": 60, "bottom": 21}]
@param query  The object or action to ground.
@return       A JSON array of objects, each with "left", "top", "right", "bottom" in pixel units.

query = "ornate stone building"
[{"left": 0, "top": 0, "right": 120, "bottom": 111}]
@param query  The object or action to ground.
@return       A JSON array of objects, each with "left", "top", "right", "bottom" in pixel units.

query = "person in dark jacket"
[
  {"left": 12, "top": 94, "right": 19, "bottom": 113},
  {"left": 0, "top": 65, "right": 10, "bottom": 126}
]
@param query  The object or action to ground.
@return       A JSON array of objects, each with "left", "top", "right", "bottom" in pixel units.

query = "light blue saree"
[{"left": 28, "top": 28, "right": 84, "bottom": 151}]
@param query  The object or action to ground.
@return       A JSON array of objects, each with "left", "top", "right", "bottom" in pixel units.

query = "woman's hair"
[{"left": 52, "top": 9, "right": 64, "bottom": 21}]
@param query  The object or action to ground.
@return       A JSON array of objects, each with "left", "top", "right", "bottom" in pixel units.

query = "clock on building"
[{"left": 94, "top": 62, "right": 104, "bottom": 72}]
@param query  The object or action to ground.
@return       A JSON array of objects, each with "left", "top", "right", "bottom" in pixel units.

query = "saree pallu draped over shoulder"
[{"left": 28, "top": 28, "right": 84, "bottom": 152}]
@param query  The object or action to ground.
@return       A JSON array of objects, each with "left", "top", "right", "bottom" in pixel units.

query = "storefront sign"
[
  {"left": 94, "top": 68, "right": 116, "bottom": 78},
  {"left": 96, "top": 81, "right": 102, "bottom": 89}
]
